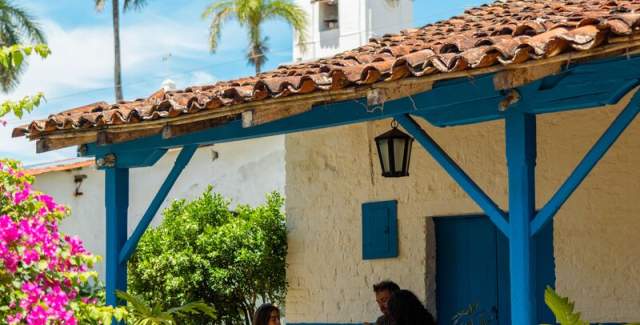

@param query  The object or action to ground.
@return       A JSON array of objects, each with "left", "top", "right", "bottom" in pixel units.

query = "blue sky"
[{"left": 0, "top": 0, "right": 487, "bottom": 165}]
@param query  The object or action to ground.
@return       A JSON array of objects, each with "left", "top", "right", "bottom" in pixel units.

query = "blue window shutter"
[{"left": 362, "top": 200, "right": 398, "bottom": 259}]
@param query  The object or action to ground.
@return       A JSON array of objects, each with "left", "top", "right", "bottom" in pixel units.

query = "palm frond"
[
  {"left": 202, "top": 1, "right": 235, "bottom": 53},
  {"left": 263, "top": 0, "right": 308, "bottom": 51},
  {"left": 123, "top": 0, "right": 149, "bottom": 12},
  {"left": 0, "top": 0, "right": 46, "bottom": 43},
  {"left": 94, "top": 0, "right": 106, "bottom": 12}
]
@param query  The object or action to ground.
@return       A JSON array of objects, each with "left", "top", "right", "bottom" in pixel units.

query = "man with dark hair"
[{"left": 372, "top": 280, "right": 400, "bottom": 325}]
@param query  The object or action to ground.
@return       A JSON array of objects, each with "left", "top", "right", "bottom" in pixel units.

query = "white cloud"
[
  {"left": 0, "top": 17, "right": 225, "bottom": 164},
  {"left": 0, "top": 18, "right": 210, "bottom": 103}
]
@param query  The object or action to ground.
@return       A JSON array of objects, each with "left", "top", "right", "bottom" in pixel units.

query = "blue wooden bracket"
[
  {"left": 119, "top": 145, "right": 198, "bottom": 263},
  {"left": 396, "top": 114, "right": 510, "bottom": 237},
  {"left": 95, "top": 149, "right": 168, "bottom": 169},
  {"left": 530, "top": 87, "right": 640, "bottom": 236},
  {"left": 505, "top": 110, "right": 537, "bottom": 325},
  {"left": 105, "top": 167, "right": 129, "bottom": 307}
]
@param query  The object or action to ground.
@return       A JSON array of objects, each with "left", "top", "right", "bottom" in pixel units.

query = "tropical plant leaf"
[
  {"left": 167, "top": 301, "right": 216, "bottom": 319},
  {"left": 544, "top": 287, "right": 589, "bottom": 325},
  {"left": 117, "top": 290, "right": 152, "bottom": 316}
]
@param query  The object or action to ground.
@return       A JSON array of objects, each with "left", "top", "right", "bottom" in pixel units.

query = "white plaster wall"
[
  {"left": 293, "top": 0, "right": 413, "bottom": 61},
  {"left": 284, "top": 95, "right": 640, "bottom": 323},
  {"left": 31, "top": 135, "right": 285, "bottom": 280}
]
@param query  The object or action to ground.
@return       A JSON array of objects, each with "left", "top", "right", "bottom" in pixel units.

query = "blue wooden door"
[{"left": 435, "top": 215, "right": 555, "bottom": 325}]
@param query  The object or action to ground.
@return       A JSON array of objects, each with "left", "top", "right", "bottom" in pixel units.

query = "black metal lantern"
[{"left": 375, "top": 120, "right": 414, "bottom": 177}]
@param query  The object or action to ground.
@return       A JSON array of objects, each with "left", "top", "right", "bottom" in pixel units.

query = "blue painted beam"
[
  {"left": 113, "top": 149, "right": 167, "bottom": 168},
  {"left": 81, "top": 55, "right": 640, "bottom": 158},
  {"left": 119, "top": 145, "right": 198, "bottom": 263},
  {"left": 396, "top": 114, "right": 510, "bottom": 237},
  {"left": 530, "top": 88, "right": 640, "bottom": 236},
  {"left": 505, "top": 110, "right": 537, "bottom": 325},
  {"left": 105, "top": 167, "right": 129, "bottom": 307}
]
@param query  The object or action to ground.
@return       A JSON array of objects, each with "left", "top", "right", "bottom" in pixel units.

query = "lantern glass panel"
[
  {"left": 393, "top": 138, "right": 406, "bottom": 173},
  {"left": 404, "top": 139, "right": 413, "bottom": 173},
  {"left": 377, "top": 139, "right": 391, "bottom": 174}
]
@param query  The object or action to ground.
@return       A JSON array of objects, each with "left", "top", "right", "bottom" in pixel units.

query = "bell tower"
[{"left": 293, "top": 0, "right": 413, "bottom": 61}]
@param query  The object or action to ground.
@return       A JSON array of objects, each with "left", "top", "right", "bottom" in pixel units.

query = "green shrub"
[{"left": 128, "top": 187, "right": 287, "bottom": 324}]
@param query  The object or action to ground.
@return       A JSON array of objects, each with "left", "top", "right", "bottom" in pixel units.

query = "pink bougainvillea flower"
[
  {"left": 0, "top": 214, "right": 20, "bottom": 242},
  {"left": 36, "top": 194, "right": 57, "bottom": 212},
  {"left": 12, "top": 187, "right": 30, "bottom": 205},
  {"left": 1, "top": 159, "right": 111, "bottom": 324},
  {"left": 65, "top": 235, "right": 86, "bottom": 255}
]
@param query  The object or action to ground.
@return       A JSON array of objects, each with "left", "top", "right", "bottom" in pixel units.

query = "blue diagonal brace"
[
  {"left": 396, "top": 114, "right": 510, "bottom": 237},
  {"left": 530, "top": 89, "right": 640, "bottom": 236},
  {"left": 119, "top": 145, "right": 198, "bottom": 263}
]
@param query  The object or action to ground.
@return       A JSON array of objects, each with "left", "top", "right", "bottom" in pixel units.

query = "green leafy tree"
[
  {"left": 203, "top": 0, "right": 307, "bottom": 74},
  {"left": 0, "top": 1, "right": 46, "bottom": 93},
  {"left": 93, "top": 0, "right": 150, "bottom": 101},
  {"left": 128, "top": 188, "right": 288, "bottom": 325},
  {"left": 116, "top": 290, "right": 215, "bottom": 325}
]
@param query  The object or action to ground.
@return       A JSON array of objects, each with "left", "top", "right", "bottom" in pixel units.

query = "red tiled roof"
[
  {"left": 26, "top": 158, "right": 94, "bottom": 176},
  {"left": 14, "top": 0, "right": 640, "bottom": 143}
]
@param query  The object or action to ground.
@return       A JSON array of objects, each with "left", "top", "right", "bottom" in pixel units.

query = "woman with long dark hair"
[
  {"left": 388, "top": 289, "right": 436, "bottom": 325},
  {"left": 253, "top": 303, "right": 281, "bottom": 325}
]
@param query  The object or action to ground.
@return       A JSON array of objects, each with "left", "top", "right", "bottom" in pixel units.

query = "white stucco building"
[{"left": 28, "top": 136, "right": 285, "bottom": 278}]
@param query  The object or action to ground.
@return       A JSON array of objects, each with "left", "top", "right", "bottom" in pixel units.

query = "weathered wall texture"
[
  {"left": 32, "top": 135, "right": 285, "bottom": 280},
  {"left": 284, "top": 95, "right": 640, "bottom": 323}
]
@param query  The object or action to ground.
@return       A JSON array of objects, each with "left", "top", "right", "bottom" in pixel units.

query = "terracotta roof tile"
[
  {"left": 26, "top": 158, "right": 94, "bottom": 176},
  {"left": 15, "top": 0, "right": 640, "bottom": 139}
]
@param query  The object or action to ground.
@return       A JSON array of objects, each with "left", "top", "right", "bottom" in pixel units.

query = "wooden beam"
[
  {"left": 36, "top": 134, "right": 96, "bottom": 153},
  {"left": 493, "top": 62, "right": 562, "bottom": 90},
  {"left": 97, "top": 127, "right": 163, "bottom": 145},
  {"left": 162, "top": 116, "right": 239, "bottom": 139}
]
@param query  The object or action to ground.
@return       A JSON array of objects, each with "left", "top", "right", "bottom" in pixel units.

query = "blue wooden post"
[
  {"left": 105, "top": 167, "right": 129, "bottom": 306},
  {"left": 505, "top": 110, "right": 537, "bottom": 325}
]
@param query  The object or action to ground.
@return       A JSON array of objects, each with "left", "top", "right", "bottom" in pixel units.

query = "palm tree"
[
  {"left": 0, "top": 0, "right": 46, "bottom": 93},
  {"left": 94, "top": 0, "right": 149, "bottom": 102},
  {"left": 203, "top": 0, "right": 307, "bottom": 75}
]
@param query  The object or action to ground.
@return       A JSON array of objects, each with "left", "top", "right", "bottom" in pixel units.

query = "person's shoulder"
[{"left": 375, "top": 315, "right": 389, "bottom": 325}]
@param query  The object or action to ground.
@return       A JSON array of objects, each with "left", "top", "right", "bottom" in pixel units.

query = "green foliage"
[
  {"left": 0, "top": 44, "right": 50, "bottom": 70},
  {"left": 0, "top": 92, "right": 44, "bottom": 119},
  {"left": 544, "top": 287, "right": 640, "bottom": 325},
  {"left": 128, "top": 187, "right": 288, "bottom": 324},
  {"left": 0, "top": 44, "right": 49, "bottom": 120},
  {"left": 545, "top": 287, "right": 589, "bottom": 325},
  {"left": 116, "top": 290, "right": 215, "bottom": 325}
]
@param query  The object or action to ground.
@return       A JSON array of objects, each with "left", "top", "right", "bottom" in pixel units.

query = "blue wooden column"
[
  {"left": 505, "top": 110, "right": 537, "bottom": 325},
  {"left": 105, "top": 167, "right": 129, "bottom": 306}
]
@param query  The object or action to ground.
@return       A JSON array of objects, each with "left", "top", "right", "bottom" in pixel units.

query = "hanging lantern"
[{"left": 375, "top": 120, "right": 414, "bottom": 177}]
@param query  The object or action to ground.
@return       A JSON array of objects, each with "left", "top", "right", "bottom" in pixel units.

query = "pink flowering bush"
[{"left": 0, "top": 159, "right": 126, "bottom": 324}]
